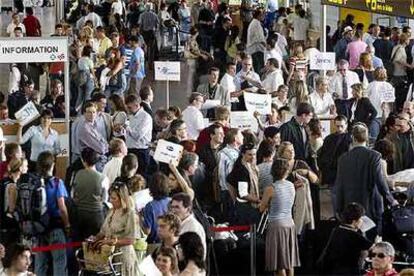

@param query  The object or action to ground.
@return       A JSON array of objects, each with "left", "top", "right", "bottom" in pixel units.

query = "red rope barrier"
[
  {"left": 210, "top": 225, "right": 251, "bottom": 232},
  {"left": 32, "top": 241, "right": 82, "bottom": 252}
]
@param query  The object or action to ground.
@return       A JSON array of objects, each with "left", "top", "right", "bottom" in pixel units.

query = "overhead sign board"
[
  {"left": 0, "top": 37, "right": 68, "bottom": 63},
  {"left": 154, "top": 61, "right": 180, "bottom": 81},
  {"left": 321, "top": 0, "right": 414, "bottom": 18}
]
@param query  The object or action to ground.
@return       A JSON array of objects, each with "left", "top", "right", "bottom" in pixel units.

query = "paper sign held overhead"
[
  {"left": 154, "top": 61, "right": 181, "bottom": 81},
  {"left": 153, "top": 139, "right": 184, "bottom": 164},
  {"left": 0, "top": 37, "right": 68, "bottom": 63},
  {"left": 15, "top": 101, "right": 40, "bottom": 127},
  {"left": 309, "top": 52, "right": 336, "bottom": 70},
  {"left": 244, "top": 92, "right": 272, "bottom": 115}
]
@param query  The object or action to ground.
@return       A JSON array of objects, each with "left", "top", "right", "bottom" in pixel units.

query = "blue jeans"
[
  {"left": 369, "top": 118, "right": 381, "bottom": 141},
  {"left": 35, "top": 228, "right": 67, "bottom": 276}
]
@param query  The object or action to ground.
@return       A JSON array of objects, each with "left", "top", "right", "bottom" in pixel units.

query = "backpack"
[
  {"left": 16, "top": 173, "right": 49, "bottom": 238},
  {"left": 0, "top": 178, "right": 20, "bottom": 244}
]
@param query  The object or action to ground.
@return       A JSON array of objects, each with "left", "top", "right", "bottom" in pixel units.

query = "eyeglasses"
[
  {"left": 370, "top": 252, "right": 387, "bottom": 259},
  {"left": 335, "top": 124, "right": 346, "bottom": 128}
]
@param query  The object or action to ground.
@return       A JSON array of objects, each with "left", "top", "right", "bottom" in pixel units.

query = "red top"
[
  {"left": 196, "top": 124, "right": 229, "bottom": 151},
  {"left": 365, "top": 268, "right": 399, "bottom": 276},
  {"left": 0, "top": 161, "right": 9, "bottom": 180},
  {"left": 23, "top": 15, "right": 41, "bottom": 37}
]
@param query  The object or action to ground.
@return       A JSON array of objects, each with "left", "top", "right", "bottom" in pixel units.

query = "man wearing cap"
[{"left": 334, "top": 26, "right": 353, "bottom": 62}]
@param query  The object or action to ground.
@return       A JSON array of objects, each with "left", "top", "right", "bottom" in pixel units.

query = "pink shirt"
[{"left": 346, "top": 40, "right": 368, "bottom": 69}]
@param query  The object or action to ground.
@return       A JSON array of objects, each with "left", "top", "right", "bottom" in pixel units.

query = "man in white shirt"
[
  {"left": 122, "top": 94, "right": 152, "bottom": 176},
  {"left": 292, "top": 9, "right": 309, "bottom": 43},
  {"left": 102, "top": 138, "right": 127, "bottom": 184},
  {"left": 264, "top": 38, "right": 283, "bottom": 71},
  {"left": 92, "top": 93, "right": 113, "bottom": 142},
  {"left": 111, "top": 0, "right": 124, "bottom": 16},
  {"left": 6, "top": 13, "right": 26, "bottom": 37},
  {"left": 246, "top": 9, "right": 266, "bottom": 74},
  {"left": 261, "top": 58, "right": 284, "bottom": 94},
  {"left": 220, "top": 62, "right": 238, "bottom": 107},
  {"left": 171, "top": 193, "right": 207, "bottom": 259},
  {"left": 182, "top": 93, "right": 205, "bottom": 140},
  {"left": 234, "top": 55, "right": 261, "bottom": 111},
  {"left": 309, "top": 76, "right": 336, "bottom": 118},
  {"left": 328, "top": 59, "right": 360, "bottom": 118}
]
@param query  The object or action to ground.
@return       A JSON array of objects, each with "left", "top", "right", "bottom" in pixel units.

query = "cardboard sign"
[
  {"left": 244, "top": 92, "right": 272, "bottom": 115},
  {"left": 309, "top": 52, "right": 336, "bottom": 70},
  {"left": 230, "top": 111, "right": 258, "bottom": 133},
  {"left": 0, "top": 37, "right": 68, "bottom": 63},
  {"left": 153, "top": 139, "right": 183, "bottom": 164},
  {"left": 154, "top": 61, "right": 180, "bottom": 81},
  {"left": 15, "top": 101, "right": 40, "bottom": 126}
]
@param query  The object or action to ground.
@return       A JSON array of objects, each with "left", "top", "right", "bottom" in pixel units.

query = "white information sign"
[
  {"left": 244, "top": 92, "right": 272, "bottom": 115},
  {"left": 15, "top": 101, "right": 40, "bottom": 126},
  {"left": 310, "top": 52, "right": 336, "bottom": 70},
  {"left": 0, "top": 37, "right": 68, "bottom": 63},
  {"left": 153, "top": 139, "right": 184, "bottom": 164},
  {"left": 154, "top": 61, "right": 181, "bottom": 81},
  {"left": 321, "top": 120, "right": 331, "bottom": 139},
  {"left": 230, "top": 111, "right": 258, "bottom": 133},
  {"left": 381, "top": 88, "right": 396, "bottom": 103}
]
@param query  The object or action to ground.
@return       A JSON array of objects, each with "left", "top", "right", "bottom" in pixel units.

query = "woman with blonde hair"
[
  {"left": 92, "top": 183, "right": 139, "bottom": 275},
  {"left": 354, "top": 52, "right": 375, "bottom": 87},
  {"left": 289, "top": 80, "right": 309, "bottom": 116},
  {"left": 366, "top": 67, "right": 395, "bottom": 139}
]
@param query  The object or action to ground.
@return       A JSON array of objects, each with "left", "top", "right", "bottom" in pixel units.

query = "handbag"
[
  {"left": 391, "top": 205, "right": 414, "bottom": 234},
  {"left": 82, "top": 242, "right": 115, "bottom": 272}
]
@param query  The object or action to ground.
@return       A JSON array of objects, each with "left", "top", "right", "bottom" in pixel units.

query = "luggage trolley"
[{"left": 75, "top": 247, "right": 123, "bottom": 276}]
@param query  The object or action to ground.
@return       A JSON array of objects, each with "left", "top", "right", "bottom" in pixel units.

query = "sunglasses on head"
[{"left": 370, "top": 252, "right": 387, "bottom": 259}]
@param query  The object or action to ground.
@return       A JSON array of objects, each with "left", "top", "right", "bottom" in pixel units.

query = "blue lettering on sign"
[{"left": 161, "top": 67, "right": 178, "bottom": 75}]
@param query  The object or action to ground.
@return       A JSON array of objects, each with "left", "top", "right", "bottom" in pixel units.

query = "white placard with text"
[
  {"left": 230, "top": 111, "right": 258, "bottom": 133},
  {"left": 310, "top": 52, "right": 336, "bottom": 70},
  {"left": 244, "top": 92, "right": 272, "bottom": 115},
  {"left": 0, "top": 37, "right": 68, "bottom": 63},
  {"left": 15, "top": 101, "right": 40, "bottom": 126},
  {"left": 153, "top": 139, "right": 183, "bottom": 164},
  {"left": 154, "top": 61, "right": 181, "bottom": 81}
]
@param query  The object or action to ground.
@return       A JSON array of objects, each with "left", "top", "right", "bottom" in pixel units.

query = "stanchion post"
[
  {"left": 250, "top": 224, "right": 257, "bottom": 276},
  {"left": 166, "top": 79, "right": 170, "bottom": 108}
]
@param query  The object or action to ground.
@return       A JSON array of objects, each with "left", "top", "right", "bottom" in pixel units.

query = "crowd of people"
[{"left": 0, "top": 0, "right": 413, "bottom": 275}]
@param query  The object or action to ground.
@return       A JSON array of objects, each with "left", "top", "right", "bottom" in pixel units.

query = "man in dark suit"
[
  {"left": 280, "top": 102, "right": 314, "bottom": 162},
  {"left": 335, "top": 123, "right": 396, "bottom": 239},
  {"left": 318, "top": 115, "right": 352, "bottom": 186},
  {"left": 139, "top": 85, "right": 154, "bottom": 117}
]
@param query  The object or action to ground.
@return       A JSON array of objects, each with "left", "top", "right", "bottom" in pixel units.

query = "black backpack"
[{"left": 16, "top": 173, "right": 50, "bottom": 238}]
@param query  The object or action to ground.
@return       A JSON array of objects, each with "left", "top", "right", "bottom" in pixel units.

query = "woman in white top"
[
  {"left": 391, "top": 33, "right": 412, "bottom": 79},
  {"left": 0, "top": 243, "right": 34, "bottom": 276},
  {"left": 178, "top": 232, "right": 206, "bottom": 276},
  {"left": 366, "top": 67, "right": 395, "bottom": 140},
  {"left": 17, "top": 109, "right": 61, "bottom": 171},
  {"left": 109, "top": 94, "right": 128, "bottom": 139},
  {"left": 76, "top": 45, "right": 96, "bottom": 112}
]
